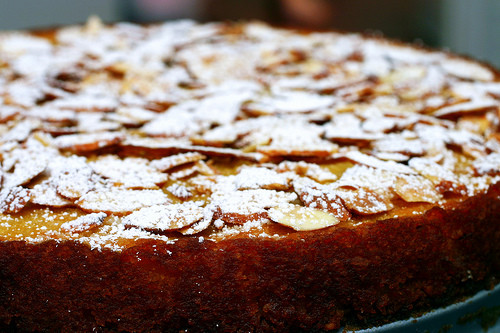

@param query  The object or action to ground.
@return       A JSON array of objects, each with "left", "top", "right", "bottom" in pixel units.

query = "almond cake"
[{"left": 0, "top": 17, "right": 499, "bottom": 332}]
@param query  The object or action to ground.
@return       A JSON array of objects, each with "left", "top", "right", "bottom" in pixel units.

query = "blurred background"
[{"left": 0, "top": 0, "right": 498, "bottom": 67}]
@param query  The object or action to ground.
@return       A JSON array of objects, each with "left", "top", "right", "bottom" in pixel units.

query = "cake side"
[{"left": 1, "top": 183, "right": 499, "bottom": 332}]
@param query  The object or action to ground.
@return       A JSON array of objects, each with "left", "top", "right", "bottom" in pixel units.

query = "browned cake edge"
[{"left": 0, "top": 182, "right": 499, "bottom": 332}]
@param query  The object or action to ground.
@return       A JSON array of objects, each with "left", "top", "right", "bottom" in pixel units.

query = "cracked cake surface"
[{"left": 0, "top": 17, "right": 499, "bottom": 332}]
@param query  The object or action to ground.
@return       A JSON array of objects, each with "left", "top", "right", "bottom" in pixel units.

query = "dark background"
[{"left": 0, "top": 0, "right": 498, "bottom": 68}]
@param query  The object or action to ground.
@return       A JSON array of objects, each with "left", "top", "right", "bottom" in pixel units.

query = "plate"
[{"left": 343, "top": 283, "right": 500, "bottom": 333}]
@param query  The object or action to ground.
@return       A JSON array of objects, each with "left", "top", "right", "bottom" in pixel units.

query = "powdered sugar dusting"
[
  {"left": 76, "top": 188, "right": 169, "bottom": 214},
  {"left": 0, "top": 19, "right": 499, "bottom": 250},
  {"left": 123, "top": 202, "right": 204, "bottom": 231},
  {"left": 60, "top": 212, "right": 107, "bottom": 234}
]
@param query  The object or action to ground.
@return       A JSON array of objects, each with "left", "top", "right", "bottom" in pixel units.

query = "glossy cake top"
[{"left": 0, "top": 18, "right": 499, "bottom": 251}]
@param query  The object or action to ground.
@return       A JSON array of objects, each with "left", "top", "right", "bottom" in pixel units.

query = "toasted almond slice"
[
  {"left": 325, "top": 131, "right": 383, "bottom": 145},
  {"left": 121, "top": 137, "right": 264, "bottom": 162},
  {"left": 257, "top": 145, "right": 335, "bottom": 158},
  {"left": 486, "top": 136, "right": 500, "bottom": 153},
  {"left": 3, "top": 149, "right": 48, "bottom": 188},
  {"left": 0, "top": 106, "right": 19, "bottom": 124},
  {"left": 441, "top": 58, "right": 494, "bottom": 81},
  {"left": 0, "top": 186, "right": 31, "bottom": 214},
  {"left": 373, "top": 135, "right": 425, "bottom": 156},
  {"left": 186, "top": 146, "right": 263, "bottom": 161},
  {"left": 56, "top": 166, "right": 97, "bottom": 200},
  {"left": 2, "top": 119, "right": 40, "bottom": 143},
  {"left": 344, "top": 150, "right": 417, "bottom": 175},
  {"left": 433, "top": 100, "right": 498, "bottom": 119},
  {"left": 179, "top": 211, "right": 213, "bottom": 235},
  {"left": 31, "top": 181, "right": 74, "bottom": 208},
  {"left": 277, "top": 161, "right": 338, "bottom": 183},
  {"left": 60, "top": 212, "right": 107, "bottom": 234},
  {"left": 213, "top": 188, "right": 298, "bottom": 218},
  {"left": 473, "top": 153, "right": 500, "bottom": 176},
  {"left": 76, "top": 188, "right": 169, "bottom": 215},
  {"left": 253, "top": 122, "right": 338, "bottom": 157},
  {"left": 372, "top": 152, "right": 410, "bottom": 162},
  {"left": 293, "top": 177, "right": 351, "bottom": 221},
  {"left": 408, "top": 157, "right": 467, "bottom": 195},
  {"left": 188, "top": 175, "right": 216, "bottom": 196},
  {"left": 91, "top": 155, "right": 168, "bottom": 189},
  {"left": 336, "top": 187, "right": 393, "bottom": 215},
  {"left": 298, "top": 191, "right": 351, "bottom": 222},
  {"left": 53, "top": 132, "right": 124, "bottom": 154},
  {"left": 114, "top": 106, "right": 157, "bottom": 125},
  {"left": 394, "top": 175, "right": 442, "bottom": 203},
  {"left": 150, "top": 152, "right": 206, "bottom": 172},
  {"left": 166, "top": 183, "right": 193, "bottom": 200},
  {"left": 50, "top": 94, "right": 117, "bottom": 112},
  {"left": 234, "top": 167, "right": 291, "bottom": 191},
  {"left": 268, "top": 204, "right": 339, "bottom": 231},
  {"left": 169, "top": 161, "right": 214, "bottom": 180},
  {"left": 243, "top": 91, "right": 335, "bottom": 115},
  {"left": 216, "top": 211, "right": 267, "bottom": 225},
  {"left": 123, "top": 202, "right": 204, "bottom": 232}
]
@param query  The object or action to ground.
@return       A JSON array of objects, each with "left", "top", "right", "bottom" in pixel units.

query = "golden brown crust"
[{"left": 1, "top": 183, "right": 499, "bottom": 332}]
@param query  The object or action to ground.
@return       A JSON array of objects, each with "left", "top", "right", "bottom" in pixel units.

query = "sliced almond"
[
  {"left": 394, "top": 175, "right": 442, "bottom": 203},
  {"left": 166, "top": 183, "right": 193, "bottom": 200},
  {"left": 298, "top": 191, "right": 351, "bottom": 222},
  {"left": 2, "top": 119, "right": 40, "bottom": 143},
  {"left": 215, "top": 211, "right": 267, "bottom": 225},
  {"left": 31, "top": 181, "right": 74, "bottom": 208},
  {"left": 243, "top": 91, "right": 335, "bottom": 115},
  {"left": 336, "top": 187, "right": 393, "bottom": 215},
  {"left": 3, "top": 149, "right": 48, "bottom": 188},
  {"left": 372, "top": 135, "right": 425, "bottom": 157},
  {"left": 91, "top": 155, "right": 168, "bottom": 189},
  {"left": 60, "top": 212, "right": 107, "bottom": 234},
  {"left": 120, "top": 137, "right": 264, "bottom": 162},
  {"left": 277, "top": 161, "right": 338, "bottom": 183},
  {"left": 0, "top": 186, "right": 31, "bottom": 214},
  {"left": 169, "top": 161, "right": 214, "bottom": 180},
  {"left": 293, "top": 178, "right": 351, "bottom": 221},
  {"left": 372, "top": 152, "right": 410, "bottom": 162},
  {"left": 473, "top": 153, "right": 500, "bottom": 176},
  {"left": 325, "top": 130, "right": 383, "bottom": 145},
  {"left": 150, "top": 152, "right": 206, "bottom": 172},
  {"left": 55, "top": 165, "right": 97, "bottom": 200},
  {"left": 179, "top": 211, "right": 213, "bottom": 235},
  {"left": 408, "top": 157, "right": 466, "bottom": 195},
  {"left": 213, "top": 188, "right": 297, "bottom": 218},
  {"left": 123, "top": 202, "right": 204, "bottom": 232},
  {"left": 257, "top": 145, "right": 335, "bottom": 158},
  {"left": 344, "top": 150, "right": 417, "bottom": 175},
  {"left": 76, "top": 188, "right": 169, "bottom": 215},
  {"left": 433, "top": 100, "right": 498, "bottom": 119},
  {"left": 268, "top": 204, "right": 339, "bottom": 231},
  {"left": 53, "top": 132, "right": 124, "bottom": 154},
  {"left": 50, "top": 94, "right": 117, "bottom": 113},
  {"left": 0, "top": 106, "right": 19, "bottom": 124},
  {"left": 234, "top": 167, "right": 291, "bottom": 191}
]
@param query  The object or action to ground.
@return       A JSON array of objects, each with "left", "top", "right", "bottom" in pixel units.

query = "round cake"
[{"left": 0, "top": 18, "right": 499, "bottom": 332}]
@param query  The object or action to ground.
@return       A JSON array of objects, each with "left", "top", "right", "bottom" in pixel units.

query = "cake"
[{"left": 0, "top": 17, "right": 499, "bottom": 332}]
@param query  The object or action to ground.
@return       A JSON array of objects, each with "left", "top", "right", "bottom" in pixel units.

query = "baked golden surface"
[{"left": 0, "top": 18, "right": 499, "bottom": 332}]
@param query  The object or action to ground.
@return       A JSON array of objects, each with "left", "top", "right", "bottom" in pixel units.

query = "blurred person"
[{"left": 280, "top": 0, "right": 337, "bottom": 29}]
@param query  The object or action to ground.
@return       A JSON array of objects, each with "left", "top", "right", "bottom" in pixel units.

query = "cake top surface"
[{"left": 0, "top": 18, "right": 499, "bottom": 251}]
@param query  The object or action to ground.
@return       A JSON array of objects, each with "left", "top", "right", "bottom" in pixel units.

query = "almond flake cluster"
[{"left": 0, "top": 18, "right": 499, "bottom": 249}]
